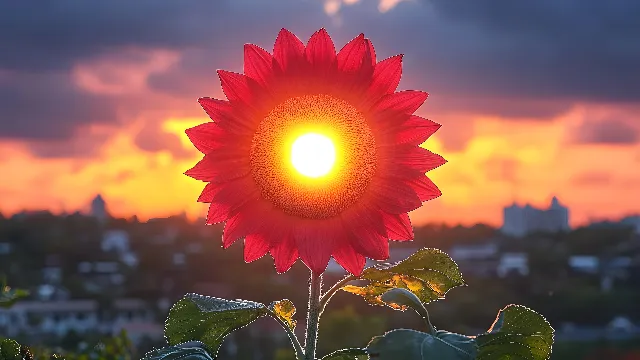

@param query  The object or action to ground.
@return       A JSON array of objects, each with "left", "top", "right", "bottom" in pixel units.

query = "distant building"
[
  {"left": 569, "top": 256, "right": 600, "bottom": 274},
  {"left": 0, "top": 242, "right": 12, "bottom": 255},
  {"left": 102, "top": 230, "right": 129, "bottom": 253},
  {"left": 621, "top": 215, "right": 640, "bottom": 235},
  {"left": 497, "top": 253, "right": 529, "bottom": 277},
  {"left": 449, "top": 243, "right": 500, "bottom": 278},
  {"left": 501, "top": 196, "right": 570, "bottom": 237},
  {"left": 0, "top": 299, "right": 161, "bottom": 344},
  {"left": 90, "top": 194, "right": 109, "bottom": 222}
]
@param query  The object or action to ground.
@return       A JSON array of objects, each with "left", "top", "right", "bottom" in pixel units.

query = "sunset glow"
[{"left": 290, "top": 133, "right": 336, "bottom": 178}]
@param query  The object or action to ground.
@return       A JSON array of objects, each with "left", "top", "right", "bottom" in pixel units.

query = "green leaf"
[
  {"left": 320, "top": 348, "right": 368, "bottom": 360},
  {"left": 141, "top": 344, "right": 213, "bottom": 360},
  {"left": 380, "top": 288, "right": 435, "bottom": 332},
  {"left": 164, "top": 293, "right": 268, "bottom": 356},
  {"left": 269, "top": 299, "right": 297, "bottom": 331},
  {"left": 0, "top": 277, "right": 29, "bottom": 308},
  {"left": 342, "top": 248, "right": 464, "bottom": 309},
  {"left": 367, "top": 329, "right": 476, "bottom": 360},
  {"left": 0, "top": 338, "right": 22, "bottom": 360},
  {"left": 476, "top": 304, "right": 554, "bottom": 360}
]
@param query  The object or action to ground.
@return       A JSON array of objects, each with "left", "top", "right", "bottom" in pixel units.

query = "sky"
[{"left": 0, "top": 0, "right": 639, "bottom": 227}]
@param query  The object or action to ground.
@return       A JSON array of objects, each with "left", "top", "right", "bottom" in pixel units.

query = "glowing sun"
[{"left": 290, "top": 133, "right": 336, "bottom": 178}]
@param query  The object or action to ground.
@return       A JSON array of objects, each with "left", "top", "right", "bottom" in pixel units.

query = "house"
[
  {"left": 568, "top": 256, "right": 599, "bottom": 274},
  {"left": 42, "top": 255, "right": 63, "bottom": 284},
  {"left": 0, "top": 300, "right": 99, "bottom": 337},
  {"left": 497, "top": 253, "right": 529, "bottom": 277},
  {"left": 0, "top": 242, "right": 12, "bottom": 255},
  {"left": 101, "top": 230, "right": 130, "bottom": 253},
  {"left": 621, "top": 215, "right": 640, "bottom": 235},
  {"left": 448, "top": 243, "right": 500, "bottom": 278}
]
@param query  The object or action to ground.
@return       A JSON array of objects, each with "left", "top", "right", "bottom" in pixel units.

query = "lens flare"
[{"left": 290, "top": 133, "right": 336, "bottom": 178}]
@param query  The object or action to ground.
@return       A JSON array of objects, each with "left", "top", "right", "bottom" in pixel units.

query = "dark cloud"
[
  {"left": 133, "top": 121, "right": 194, "bottom": 159},
  {"left": 330, "top": 0, "right": 640, "bottom": 103},
  {"left": 0, "top": 1, "right": 323, "bottom": 71},
  {"left": 0, "top": 1, "right": 224, "bottom": 71},
  {"left": 573, "top": 119, "right": 639, "bottom": 145},
  {"left": 0, "top": 72, "right": 118, "bottom": 140},
  {"left": 424, "top": 95, "right": 572, "bottom": 120},
  {"left": 414, "top": 0, "right": 640, "bottom": 102},
  {"left": 28, "top": 131, "right": 112, "bottom": 158}
]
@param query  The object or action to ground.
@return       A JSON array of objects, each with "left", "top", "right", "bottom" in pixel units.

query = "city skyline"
[
  {"left": 1, "top": 0, "right": 639, "bottom": 227},
  {"left": 4, "top": 193, "right": 640, "bottom": 230}
]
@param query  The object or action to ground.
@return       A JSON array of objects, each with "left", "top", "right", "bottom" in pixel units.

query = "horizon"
[{"left": 3, "top": 192, "right": 639, "bottom": 229}]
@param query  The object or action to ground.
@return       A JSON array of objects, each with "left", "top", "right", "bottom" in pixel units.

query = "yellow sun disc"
[{"left": 290, "top": 133, "right": 336, "bottom": 178}]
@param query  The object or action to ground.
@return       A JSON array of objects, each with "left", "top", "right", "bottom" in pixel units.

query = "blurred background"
[{"left": 0, "top": 0, "right": 639, "bottom": 359}]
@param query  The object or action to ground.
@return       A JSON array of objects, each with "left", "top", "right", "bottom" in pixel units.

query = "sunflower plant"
[{"left": 143, "top": 29, "right": 554, "bottom": 360}]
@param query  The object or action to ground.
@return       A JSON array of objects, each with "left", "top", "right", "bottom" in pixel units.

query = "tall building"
[
  {"left": 90, "top": 194, "right": 109, "bottom": 222},
  {"left": 501, "top": 196, "right": 570, "bottom": 237}
]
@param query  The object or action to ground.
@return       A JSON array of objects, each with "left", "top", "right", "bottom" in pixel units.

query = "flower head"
[{"left": 185, "top": 28, "right": 445, "bottom": 276}]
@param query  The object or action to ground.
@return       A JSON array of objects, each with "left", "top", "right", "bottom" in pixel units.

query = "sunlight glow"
[{"left": 290, "top": 133, "right": 336, "bottom": 178}]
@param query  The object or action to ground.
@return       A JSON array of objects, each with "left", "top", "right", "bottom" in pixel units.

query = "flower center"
[
  {"left": 290, "top": 133, "right": 336, "bottom": 178},
  {"left": 250, "top": 94, "right": 377, "bottom": 219}
]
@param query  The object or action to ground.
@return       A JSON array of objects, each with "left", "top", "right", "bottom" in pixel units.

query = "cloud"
[
  {"left": 133, "top": 121, "right": 194, "bottom": 159},
  {"left": 573, "top": 118, "right": 639, "bottom": 145},
  {"left": 28, "top": 130, "right": 113, "bottom": 158},
  {"left": 0, "top": 72, "right": 118, "bottom": 140},
  {"left": 1, "top": 0, "right": 640, "bottom": 160},
  {"left": 483, "top": 158, "right": 519, "bottom": 182},
  {"left": 411, "top": 0, "right": 640, "bottom": 102},
  {"left": 571, "top": 171, "right": 613, "bottom": 186}
]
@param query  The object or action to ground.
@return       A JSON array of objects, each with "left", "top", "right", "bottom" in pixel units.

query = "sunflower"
[{"left": 185, "top": 28, "right": 445, "bottom": 276}]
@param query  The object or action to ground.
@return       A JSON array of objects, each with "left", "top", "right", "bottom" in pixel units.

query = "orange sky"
[
  {"left": 2, "top": 99, "right": 638, "bottom": 228},
  {"left": 1, "top": 0, "right": 639, "bottom": 228}
]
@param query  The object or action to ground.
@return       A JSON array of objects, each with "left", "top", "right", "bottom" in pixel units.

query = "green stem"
[
  {"left": 319, "top": 274, "right": 355, "bottom": 316},
  {"left": 269, "top": 309, "right": 305, "bottom": 360},
  {"left": 304, "top": 271, "right": 323, "bottom": 360}
]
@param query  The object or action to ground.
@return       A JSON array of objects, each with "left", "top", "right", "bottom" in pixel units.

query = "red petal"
[
  {"left": 377, "top": 157, "right": 424, "bottom": 180},
  {"left": 206, "top": 176, "right": 260, "bottom": 224},
  {"left": 341, "top": 204, "right": 389, "bottom": 260},
  {"left": 368, "top": 177, "right": 422, "bottom": 214},
  {"left": 365, "top": 39, "right": 376, "bottom": 67},
  {"left": 184, "top": 148, "right": 250, "bottom": 182},
  {"left": 273, "top": 28, "right": 305, "bottom": 72},
  {"left": 337, "top": 34, "right": 367, "bottom": 72},
  {"left": 271, "top": 232, "right": 298, "bottom": 274},
  {"left": 197, "top": 182, "right": 220, "bottom": 203},
  {"left": 364, "top": 55, "right": 403, "bottom": 106},
  {"left": 379, "top": 145, "right": 447, "bottom": 173},
  {"left": 217, "top": 70, "right": 257, "bottom": 103},
  {"left": 197, "top": 97, "right": 254, "bottom": 135},
  {"left": 222, "top": 200, "right": 272, "bottom": 248},
  {"left": 185, "top": 122, "right": 228, "bottom": 154},
  {"left": 305, "top": 28, "right": 336, "bottom": 71},
  {"left": 335, "top": 34, "right": 374, "bottom": 98},
  {"left": 294, "top": 218, "right": 339, "bottom": 274},
  {"left": 244, "top": 44, "right": 274, "bottom": 86},
  {"left": 382, "top": 212, "right": 414, "bottom": 241},
  {"left": 372, "top": 90, "right": 429, "bottom": 114},
  {"left": 333, "top": 243, "right": 366, "bottom": 276},
  {"left": 391, "top": 116, "right": 441, "bottom": 146},
  {"left": 408, "top": 176, "right": 442, "bottom": 201},
  {"left": 244, "top": 234, "right": 270, "bottom": 263},
  {"left": 198, "top": 97, "right": 231, "bottom": 121}
]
